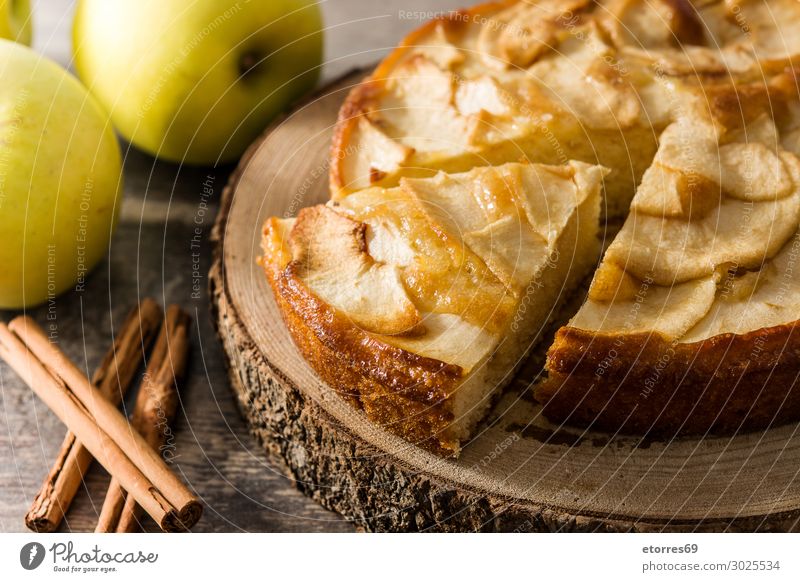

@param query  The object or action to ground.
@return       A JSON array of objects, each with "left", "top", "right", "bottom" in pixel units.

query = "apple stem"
[{"left": 239, "top": 52, "right": 261, "bottom": 79}]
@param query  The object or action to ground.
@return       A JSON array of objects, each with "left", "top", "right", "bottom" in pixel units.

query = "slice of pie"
[
  {"left": 261, "top": 162, "right": 605, "bottom": 455},
  {"left": 537, "top": 75, "right": 800, "bottom": 435}
]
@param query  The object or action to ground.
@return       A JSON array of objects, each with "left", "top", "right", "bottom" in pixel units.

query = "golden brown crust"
[
  {"left": 328, "top": 79, "right": 383, "bottom": 194},
  {"left": 261, "top": 220, "right": 463, "bottom": 456},
  {"left": 537, "top": 322, "right": 800, "bottom": 436}
]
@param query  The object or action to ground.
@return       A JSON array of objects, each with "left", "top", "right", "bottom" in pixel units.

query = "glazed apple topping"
[
  {"left": 603, "top": 0, "right": 800, "bottom": 75},
  {"left": 288, "top": 205, "right": 424, "bottom": 337},
  {"left": 477, "top": 0, "right": 591, "bottom": 70},
  {"left": 571, "top": 83, "right": 800, "bottom": 342}
]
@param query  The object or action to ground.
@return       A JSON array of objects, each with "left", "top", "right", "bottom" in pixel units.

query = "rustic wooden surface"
[
  {"left": 0, "top": 0, "right": 467, "bottom": 533},
  {"left": 210, "top": 72, "right": 800, "bottom": 532}
]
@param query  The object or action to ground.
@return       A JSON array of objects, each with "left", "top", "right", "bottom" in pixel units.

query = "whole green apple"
[
  {"left": 0, "top": 40, "right": 123, "bottom": 309},
  {"left": 0, "top": 0, "right": 31, "bottom": 45},
  {"left": 73, "top": 0, "right": 323, "bottom": 165}
]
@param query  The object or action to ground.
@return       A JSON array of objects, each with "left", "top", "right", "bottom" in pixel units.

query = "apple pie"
[{"left": 261, "top": 0, "right": 800, "bottom": 454}]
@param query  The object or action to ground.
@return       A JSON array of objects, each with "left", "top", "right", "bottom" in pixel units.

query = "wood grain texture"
[{"left": 210, "top": 70, "right": 800, "bottom": 532}]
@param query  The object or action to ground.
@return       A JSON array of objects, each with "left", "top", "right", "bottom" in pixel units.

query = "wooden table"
[{"left": 0, "top": 0, "right": 464, "bottom": 533}]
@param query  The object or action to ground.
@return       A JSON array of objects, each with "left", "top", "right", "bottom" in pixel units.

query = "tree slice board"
[{"left": 209, "top": 70, "right": 800, "bottom": 532}]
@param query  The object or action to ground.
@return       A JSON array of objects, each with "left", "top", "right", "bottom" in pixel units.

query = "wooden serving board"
[{"left": 209, "top": 71, "right": 800, "bottom": 532}]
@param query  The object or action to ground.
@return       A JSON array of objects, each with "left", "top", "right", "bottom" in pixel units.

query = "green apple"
[
  {"left": 0, "top": 40, "right": 123, "bottom": 309},
  {"left": 72, "top": 0, "right": 323, "bottom": 165},
  {"left": 0, "top": 0, "right": 31, "bottom": 45}
]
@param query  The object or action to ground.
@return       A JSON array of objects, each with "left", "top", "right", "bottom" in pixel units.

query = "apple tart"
[
  {"left": 261, "top": 162, "right": 604, "bottom": 455},
  {"left": 260, "top": 0, "right": 800, "bottom": 454}
]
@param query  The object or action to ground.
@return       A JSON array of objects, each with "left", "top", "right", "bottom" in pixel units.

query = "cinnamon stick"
[
  {"left": 1, "top": 318, "right": 202, "bottom": 531},
  {"left": 97, "top": 306, "right": 190, "bottom": 533},
  {"left": 94, "top": 484, "right": 127, "bottom": 533},
  {"left": 24, "top": 299, "right": 162, "bottom": 532}
]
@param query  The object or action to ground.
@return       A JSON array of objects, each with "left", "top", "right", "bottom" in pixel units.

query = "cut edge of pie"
[{"left": 260, "top": 161, "right": 605, "bottom": 455}]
